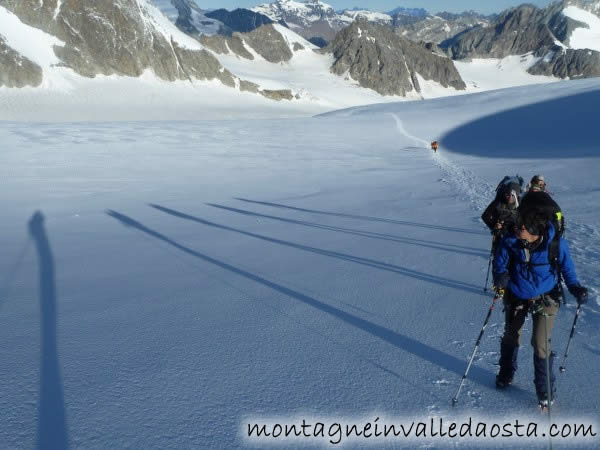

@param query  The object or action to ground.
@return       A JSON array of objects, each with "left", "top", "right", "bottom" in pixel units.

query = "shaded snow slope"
[{"left": 1, "top": 79, "right": 599, "bottom": 448}]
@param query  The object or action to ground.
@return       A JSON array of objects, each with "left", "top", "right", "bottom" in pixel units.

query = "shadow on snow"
[
  {"left": 106, "top": 209, "right": 534, "bottom": 402},
  {"left": 205, "top": 203, "right": 489, "bottom": 259},
  {"left": 148, "top": 204, "right": 485, "bottom": 296},
  {"left": 29, "top": 211, "right": 69, "bottom": 450},
  {"left": 234, "top": 198, "right": 487, "bottom": 236},
  {"left": 441, "top": 90, "right": 600, "bottom": 159}
]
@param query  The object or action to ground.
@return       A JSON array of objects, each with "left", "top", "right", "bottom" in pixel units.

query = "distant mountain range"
[
  {"left": 250, "top": 0, "right": 497, "bottom": 45},
  {"left": 1, "top": 0, "right": 599, "bottom": 107}
]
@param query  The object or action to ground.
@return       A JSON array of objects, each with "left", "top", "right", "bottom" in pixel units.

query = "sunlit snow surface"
[
  {"left": 563, "top": 5, "right": 600, "bottom": 52},
  {"left": 1, "top": 79, "right": 600, "bottom": 448}
]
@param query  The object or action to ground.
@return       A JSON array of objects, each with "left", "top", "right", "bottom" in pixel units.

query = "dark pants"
[{"left": 499, "top": 288, "right": 560, "bottom": 396}]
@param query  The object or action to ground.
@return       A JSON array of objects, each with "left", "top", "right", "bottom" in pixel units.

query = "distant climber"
[
  {"left": 481, "top": 175, "right": 524, "bottom": 238},
  {"left": 526, "top": 175, "right": 547, "bottom": 193},
  {"left": 431, "top": 141, "right": 438, "bottom": 152}
]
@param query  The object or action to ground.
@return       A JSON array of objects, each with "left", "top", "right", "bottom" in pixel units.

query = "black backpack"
[
  {"left": 495, "top": 175, "right": 524, "bottom": 200},
  {"left": 519, "top": 191, "right": 565, "bottom": 276}
]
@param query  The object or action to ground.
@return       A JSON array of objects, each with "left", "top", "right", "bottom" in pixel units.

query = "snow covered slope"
[
  {"left": 252, "top": 0, "right": 349, "bottom": 41},
  {"left": 453, "top": 54, "right": 559, "bottom": 91},
  {"left": 1, "top": 78, "right": 599, "bottom": 448},
  {"left": 338, "top": 9, "right": 392, "bottom": 25},
  {"left": 563, "top": 5, "right": 600, "bottom": 51},
  {"left": 253, "top": 0, "right": 337, "bottom": 26}
]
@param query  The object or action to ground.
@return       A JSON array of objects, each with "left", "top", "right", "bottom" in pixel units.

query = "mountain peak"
[{"left": 326, "top": 20, "right": 465, "bottom": 96}]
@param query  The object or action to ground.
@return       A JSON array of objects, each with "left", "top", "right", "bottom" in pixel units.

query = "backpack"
[
  {"left": 495, "top": 175, "right": 524, "bottom": 200},
  {"left": 518, "top": 191, "right": 565, "bottom": 278}
]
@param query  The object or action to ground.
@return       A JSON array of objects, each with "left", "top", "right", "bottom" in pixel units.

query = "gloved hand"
[
  {"left": 569, "top": 284, "right": 588, "bottom": 305},
  {"left": 493, "top": 272, "right": 510, "bottom": 297}
]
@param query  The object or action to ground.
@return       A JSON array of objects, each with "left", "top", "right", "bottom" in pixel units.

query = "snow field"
[{"left": 0, "top": 74, "right": 599, "bottom": 449}]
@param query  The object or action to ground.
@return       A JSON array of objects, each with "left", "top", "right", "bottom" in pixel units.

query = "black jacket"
[{"left": 481, "top": 199, "right": 518, "bottom": 232}]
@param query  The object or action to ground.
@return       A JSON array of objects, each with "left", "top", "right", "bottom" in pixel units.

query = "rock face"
[
  {"left": 325, "top": 20, "right": 466, "bottom": 96},
  {"left": 0, "top": 0, "right": 236, "bottom": 85},
  {"left": 443, "top": 5, "right": 557, "bottom": 59},
  {"left": 240, "top": 24, "right": 294, "bottom": 62},
  {"left": 201, "top": 24, "right": 295, "bottom": 63},
  {"left": 442, "top": 2, "right": 597, "bottom": 59},
  {"left": 441, "top": 1, "right": 600, "bottom": 80},
  {"left": 0, "top": 37, "right": 43, "bottom": 87},
  {"left": 261, "top": 89, "right": 294, "bottom": 100},
  {"left": 205, "top": 8, "right": 275, "bottom": 34},
  {"left": 529, "top": 47, "right": 600, "bottom": 78}
]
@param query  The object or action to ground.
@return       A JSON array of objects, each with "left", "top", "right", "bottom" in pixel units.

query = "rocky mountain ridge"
[
  {"left": 324, "top": 20, "right": 466, "bottom": 96},
  {"left": 0, "top": 0, "right": 295, "bottom": 100},
  {"left": 2, "top": 0, "right": 599, "bottom": 104},
  {"left": 443, "top": 0, "right": 600, "bottom": 79}
]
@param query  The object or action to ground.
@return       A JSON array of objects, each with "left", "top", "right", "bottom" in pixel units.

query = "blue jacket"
[{"left": 493, "top": 222, "right": 579, "bottom": 300}]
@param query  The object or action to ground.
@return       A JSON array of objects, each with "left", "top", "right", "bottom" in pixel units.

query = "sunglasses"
[{"left": 516, "top": 218, "right": 542, "bottom": 235}]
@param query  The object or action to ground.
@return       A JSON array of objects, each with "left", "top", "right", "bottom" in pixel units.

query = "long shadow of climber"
[
  {"left": 107, "top": 209, "right": 531, "bottom": 400},
  {"left": 29, "top": 211, "right": 69, "bottom": 450},
  {"left": 149, "top": 204, "right": 484, "bottom": 295},
  {"left": 234, "top": 198, "right": 487, "bottom": 236}
]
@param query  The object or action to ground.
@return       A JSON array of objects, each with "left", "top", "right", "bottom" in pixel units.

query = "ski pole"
[
  {"left": 543, "top": 311, "right": 553, "bottom": 422},
  {"left": 483, "top": 236, "right": 496, "bottom": 293},
  {"left": 452, "top": 294, "right": 501, "bottom": 406},
  {"left": 559, "top": 304, "right": 582, "bottom": 373}
]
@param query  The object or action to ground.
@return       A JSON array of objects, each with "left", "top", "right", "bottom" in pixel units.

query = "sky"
[{"left": 197, "top": 0, "right": 556, "bottom": 15}]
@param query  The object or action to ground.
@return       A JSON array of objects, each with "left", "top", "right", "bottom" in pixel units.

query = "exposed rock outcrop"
[
  {"left": 240, "top": 24, "right": 293, "bottom": 63},
  {"left": 260, "top": 89, "right": 294, "bottom": 100},
  {"left": 529, "top": 47, "right": 600, "bottom": 78},
  {"left": 0, "top": 37, "right": 43, "bottom": 87},
  {"left": 324, "top": 20, "right": 466, "bottom": 96},
  {"left": 443, "top": 5, "right": 557, "bottom": 60},
  {"left": 0, "top": 0, "right": 235, "bottom": 85},
  {"left": 201, "top": 24, "right": 295, "bottom": 63},
  {"left": 441, "top": 1, "right": 600, "bottom": 80}
]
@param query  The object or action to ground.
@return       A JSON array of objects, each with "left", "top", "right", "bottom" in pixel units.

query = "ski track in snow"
[{"left": 390, "top": 113, "right": 493, "bottom": 218}]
